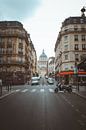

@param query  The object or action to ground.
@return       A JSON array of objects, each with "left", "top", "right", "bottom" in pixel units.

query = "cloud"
[{"left": 0, "top": 0, "right": 41, "bottom": 20}]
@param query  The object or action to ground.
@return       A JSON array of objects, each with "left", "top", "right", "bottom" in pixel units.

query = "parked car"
[
  {"left": 45, "top": 75, "right": 48, "bottom": 79},
  {"left": 31, "top": 77, "right": 40, "bottom": 85},
  {"left": 47, "top": 78, "right": 54, "bottom": 84}
]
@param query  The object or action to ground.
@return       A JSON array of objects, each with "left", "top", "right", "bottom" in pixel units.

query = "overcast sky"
[{"left": 0, "top": 0, "right": 86, "bottom": 58}]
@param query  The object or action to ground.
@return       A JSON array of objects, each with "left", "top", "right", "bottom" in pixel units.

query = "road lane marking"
[
  {"left": 15, "top": 89, "right": 21, "bottom": 92},
  {"left": 49, "top": 89, "right": 54, "bottom": 93},
  {"left": 58, "top": 91, "right": 64, "bottom": 93},
  {"left": 40, "top": 89, "right": 44, "bottom": 92},
  {"left": 31, "top": 89, "right": 36, "bottom": 92},
  {"left": 22, "top": 89, "right": 28, "bottom": 93}
]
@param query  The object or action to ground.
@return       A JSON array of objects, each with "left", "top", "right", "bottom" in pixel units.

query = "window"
[
  {"left": 74, "top": 35, "right": 78, "bottom": 41},
  {"left": 80, "top": 19, "right": 84, "bottom": 23},
  {"left": 75, "top": 54, "right": 79, "bottom": 61},
  {"left": 7, "top": 38, "right": 12, "bottom": 43},
  {"left": 19, "top": 39, "right": 23, "bottom": 43},
  {"left": 18, "top": 57, "right": 23, "bottom": 63},
  {"left": 19, "top": 43, "right": 23, "bottom": 48},
  {"left": 0, "top": 58, "right": 3, "bottom": 63},
  {"left": 81, "top": 27, "right": 85, "bottom": 31},
  {"left": 18, "top": 50, "right": 23, "bottom": 55},
  {"left": 82, "top": 44, "right": 86, "bottom": 50},
  {"left": 65, "top": 67, "right": 68, "bottom": 70},
  {"left": 7, "top": 57, "right": 12, "bottom": 63},
  {"left": 0, "top": 38, "right": 2, "bottom": 42},
  {"left": 73, "top": 19, "right": 77, "bottom": 23},
  {"left": 75, "top": 44, "right": 79, "bottom": 50},
  {"left": 64, "top": 27, "right": 68, "bottom": 32},
  {"left": 74, "top": 25, "right": 78, "bottom": 31},
  {"left": 81, "top": 25, "right": 85, "bottom": 30},
  {"left": 65, "top": 54, "right": 68, "bottom": 60},
  {"left": 82, "top": 35, "right": 85, "bottom": 41},
  {"left": 80, "top": 54, "right": 86, "bottom": 61},
  {"left": 6, "top": 48, "right": 13, "bottom": 54},
  {"left": 0, "top": 48, "right": 4, "bottom": 54},
  {"left": 7, "top": 43, "right": 12, "bottom": 48},
  {"left": 18, "top": 43, "right": 23, "bottom": 55},
  {"left": 64, "top": 45, "right": 68, "bottom": 51},
  {"left": 64, "top": 35, "right": 68, "bottom": 41}
]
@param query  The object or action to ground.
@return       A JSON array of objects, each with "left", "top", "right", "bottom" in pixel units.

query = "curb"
[
  {"left": 0, "top": 90, "right": 15, "bottom": 100},
  {"left": 73, "top": 92, "right": 86, "bottom": 100}
]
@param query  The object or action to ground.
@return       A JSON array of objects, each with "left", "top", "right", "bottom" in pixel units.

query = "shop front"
[{"left": 56, "top": 71, "right": 86, "bottom": 85}]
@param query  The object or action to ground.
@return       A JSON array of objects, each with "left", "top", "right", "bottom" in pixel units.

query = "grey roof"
[{"left": 39, "top": 49, "right": 47, "bottom": 58}]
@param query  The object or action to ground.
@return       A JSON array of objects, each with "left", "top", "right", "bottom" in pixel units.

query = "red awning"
[{"left": 58, "top": 71, "right": 86, "bottom": 76}]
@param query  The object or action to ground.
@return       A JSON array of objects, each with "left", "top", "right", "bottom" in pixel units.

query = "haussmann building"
[
  {"left": 55, "top": 8, "right": 86, "bottom": 85},
  {"left": 0, "top": 21, "right": 37, "bottom": 85}
]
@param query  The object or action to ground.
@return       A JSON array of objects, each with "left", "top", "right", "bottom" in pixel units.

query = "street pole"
[{"left": 74, "top": 62, "right": 79, "bottom": 91}]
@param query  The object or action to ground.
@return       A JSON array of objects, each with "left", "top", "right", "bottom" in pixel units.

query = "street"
[{"left": 0, "top": 79, "right": 86, "bottom": 130}]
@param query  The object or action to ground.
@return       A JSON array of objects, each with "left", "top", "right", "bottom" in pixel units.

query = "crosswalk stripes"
[
  {"left": 31, "top": 89, "right": 36, "bottom": 92},
  {"left": 40, "top": 89, "right": 44, "bottom": 92},
  {"left": 15, "top": 89, "right": 21, "bottom": 92},
  {"left": 14, "top": 88, "right": 64, "bottom": 93},
  {"left": 22, "top": 89, "right": 28, "bottom": 93},
  {"left": 49, "top": 88, "right": 54, "bottom": 93}
]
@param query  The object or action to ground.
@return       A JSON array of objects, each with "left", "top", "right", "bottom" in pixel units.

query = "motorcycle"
[
  {"left": 54, "top": 87, "right": 58, "bottom": 93},
  {"left": 54, "top": 82, "right": 61, "bottom": 93},
  {"left": 64, "top": 84, "right": 72, "bottom": 93},
  {"left": 54, "top": 82, "right": 72, "bottom": 93}
]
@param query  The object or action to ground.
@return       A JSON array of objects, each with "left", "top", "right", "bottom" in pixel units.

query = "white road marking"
[
  {"left": 40, "top": 89, "right": 44, "bottom": 92},
  {"left": 15, "top": 89, "right": 21, "bottom": 92},
  {"left": 22, "top": 89, "right": 28, "bottom": 93},
  {"left": 31, "top": 89, "right": 36, "bottom": 92},
  {"left": 58, "top": 91, "right": 64, "bottom": 93},
  {"left": 49, "top": 89, "right": 54, "bottom": 93}
]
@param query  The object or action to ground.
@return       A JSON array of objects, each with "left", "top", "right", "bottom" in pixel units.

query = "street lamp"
[
  {"left": 74, "top": 61, "right": 79, "bottom": 91},
  {"left": 81, "top": 6, "right": 86, "bottom": 17}
]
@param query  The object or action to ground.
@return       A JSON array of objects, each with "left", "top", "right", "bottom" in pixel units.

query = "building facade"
[
  {"left": 55, "top": 9, "right": 86, "bottom": 85},
  {"left": 0, "top": 21, "right": 37, "bottom": 85},
  {"left": 38, "top": 50, "right": 48, "bottom": 77},
  {"left": 48, "top": 57, "right": 55, "bottom": 77}
]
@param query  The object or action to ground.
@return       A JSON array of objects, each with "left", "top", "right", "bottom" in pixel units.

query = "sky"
[{"left": 0, "top": 0, "right": 86, "bottom": 59}]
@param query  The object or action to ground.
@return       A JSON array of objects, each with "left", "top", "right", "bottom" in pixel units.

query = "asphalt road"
[{"left": 0, "top": 80, "right": 86, "bottom": 130}]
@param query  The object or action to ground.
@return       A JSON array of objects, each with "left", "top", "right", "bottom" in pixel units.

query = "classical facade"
[
  {"left": 55, "top": 8, "right": 86, "bottom": 84},
  {"left": 0, "top": 21, "right": 37, "bottom": 85},
  {"left": 38, "top": 50, "right": 48, "bottom": 77}
]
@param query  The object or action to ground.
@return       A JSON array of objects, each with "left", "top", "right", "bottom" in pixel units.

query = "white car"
[
  {"left": 45, "top": 75, "right": 48, "bottom": 79},
  {"left": 47, "top": 78, "right": 54, "bottom": 84},
  {"left": 31, "top": 77, "right": 40, "bottom": 85}
]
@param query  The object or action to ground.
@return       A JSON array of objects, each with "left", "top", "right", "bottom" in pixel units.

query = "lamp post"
[{"left": 74, "top": 61, "right": 79, "bottom": 91}]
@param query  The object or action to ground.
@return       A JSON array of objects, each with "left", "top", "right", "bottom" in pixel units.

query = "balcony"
[
  {"left": 0, "top": 30, "right": 26, "bottom": 38},
  {"left": 61, "top": 28, "right": 86, "bottom": 35}
]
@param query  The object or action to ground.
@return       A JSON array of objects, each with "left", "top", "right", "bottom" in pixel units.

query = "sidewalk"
[
  {"left": 72, "top": 85, "right": 86, "bottom": 99},
  {"left": 0, "top": 86, "right": 16, "bottom": 99},
  {"left": 0, "top": 85, "right": 27, "bottom": 99}
]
